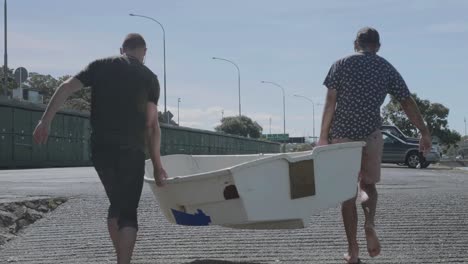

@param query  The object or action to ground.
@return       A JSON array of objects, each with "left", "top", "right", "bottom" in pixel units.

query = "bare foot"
[
  {"left": 364, "top": 226, "right": 381, "bottom": 257},
  {"left": 343, "top": 245, "right": 359, "bottom": 263},
  {"left": 344, "top": 253, "right": 360, "bottom": 263}
]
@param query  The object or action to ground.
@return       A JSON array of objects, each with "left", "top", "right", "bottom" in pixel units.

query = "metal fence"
[{"left": 0, "top": 99, "right": 279, "bottom": 168}]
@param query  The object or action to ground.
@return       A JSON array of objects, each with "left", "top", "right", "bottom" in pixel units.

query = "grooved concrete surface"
[{"left": 0, "top": 166, "right": 467, "bottom": 264}]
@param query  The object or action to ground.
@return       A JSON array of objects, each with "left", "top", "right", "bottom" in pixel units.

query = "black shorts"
[{"left": 91, "top": 144, "right": 146, "bottom": 230}]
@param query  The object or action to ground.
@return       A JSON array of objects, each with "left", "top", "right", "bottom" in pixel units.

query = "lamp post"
[
  {"left": 261, "top": 81, "right": 286, "bottom": 136},
  {"left": 269, "top": 117, "right": 272, "bottom": 135},
  {"left": 129, "top": 13, "right": 168, "bottom": 123},
  {"left": 212, "top": 57, "right": 241, "bottom": 116},
  {"left": 293, "top": 94, "right": 320, "bottom": 142},
  {"left": 464, "top": 116, "right": 467, "bottom": 137},
  {"left": 3, "top": 0, "right": 7, "bottom": 96},
  {"left": 177, "top": 97, "right": 181, "bottom": 125}
]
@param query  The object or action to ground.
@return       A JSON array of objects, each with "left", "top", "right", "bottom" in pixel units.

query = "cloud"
[{"left": 427, "top": 22, "right": 468, "bottom": 33}]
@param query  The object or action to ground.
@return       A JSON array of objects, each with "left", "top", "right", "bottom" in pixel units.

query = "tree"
[
  {"left": 439, "top": 128, "right": 461, "bottom": 146},
  {"left": 158, "top": 111, "right": 178, "bottom": 126},
  {"left": 382, "top": 93, "right": 461, "bottom": 146},
  {"left": 63, "top": 75, "right": 92, "bottom": 112},
  {"left": 23, "top": 73, "right": 61, "bottom": 103},
  {"left": 215, "top": 116, "right": 263, "bottom": 138},
  {"left": 0, "top": 66, "right": 18, "bottom": 96},
  {"left": 23, "top": 73, "right": 92, "bottom": 111}
]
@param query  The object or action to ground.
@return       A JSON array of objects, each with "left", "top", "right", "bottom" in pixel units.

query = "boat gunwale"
[{"left": 144, "top": 142, "right": 365, "bottom": 185}]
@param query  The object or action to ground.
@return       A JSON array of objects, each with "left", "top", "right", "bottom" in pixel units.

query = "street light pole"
[
  {"left": 212, "top": 57, "right": 241, "bottom": 116},
  {"left": 293, "top": 94, "right": 320, "bottom": 142},
  {"left": 261, "top": 81, "right": 286, "bottom": 136},
  {"left": 3, "top": 0, "right": 7, "bottom": 96},
  {"left": 464, "top": 116, "right": 467, "bottom": 137},
  {"left": 269, "top": 117, "right": 272, "bottom": 135},
  {"left": 177, "top": 97, "right": 181, "bottom": 125},
  {"left": 129, "top": 13, "right": 168, "bottom": 123}
]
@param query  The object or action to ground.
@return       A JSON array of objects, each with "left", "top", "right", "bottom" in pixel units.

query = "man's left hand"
[{"left": 154, "top": 167, "right": 168, "bottom": 187}]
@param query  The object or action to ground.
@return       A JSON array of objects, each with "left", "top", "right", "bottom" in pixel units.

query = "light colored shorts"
[{"left": 332, "top": 129, "right": 383, "bottom": 184}]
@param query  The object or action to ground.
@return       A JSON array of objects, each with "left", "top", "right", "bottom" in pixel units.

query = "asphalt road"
[{"left": 0, "top": 164, "right": 467, "bottom": 264}]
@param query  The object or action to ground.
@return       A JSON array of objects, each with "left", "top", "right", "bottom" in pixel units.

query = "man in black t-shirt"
[{"left": 33, "top": 33, "right": 167, "bottom": 264}]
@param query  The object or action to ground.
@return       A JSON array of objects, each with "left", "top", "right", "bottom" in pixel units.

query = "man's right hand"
[
  {"left": 420, "top": 132, "right": 432, "bottom": 156},
  {"left": 33, "top": 120, "right": 50, "bottom": 144}
]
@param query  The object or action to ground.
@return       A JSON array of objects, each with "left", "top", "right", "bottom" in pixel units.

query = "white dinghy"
[{"left": 144, "top": 142, "right": 364, "bottom": 229}]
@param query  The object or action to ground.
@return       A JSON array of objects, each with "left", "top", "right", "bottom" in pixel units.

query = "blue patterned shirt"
[{"left": 323, "top": 52, "right": 411, "bottom": 140}]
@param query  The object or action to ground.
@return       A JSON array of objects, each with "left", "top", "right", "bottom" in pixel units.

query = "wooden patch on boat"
[{"left": 289, "top": 159, "right": 316, "bottom": 199}]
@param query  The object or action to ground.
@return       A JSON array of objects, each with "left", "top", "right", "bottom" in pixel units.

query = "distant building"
[
  {"left": 12, "top": 87, "right": 43, "bottom": 104},
  {"left": 288, "top": 137, "right": 306, "bottom": 144}
]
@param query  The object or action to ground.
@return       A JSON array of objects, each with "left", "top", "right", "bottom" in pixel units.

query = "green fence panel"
[
  {"left": 75, "top": 117, "right": 84, "bottom": 139},
  {"left": 13, "top": 134, "right": 33, "bottom": 161},
  {"left": 32, "top": 137, "right": 48, "bottom": 165},
  {"left": 0, "top": 134, "right": 13, "bottom": 166},
  {"left": 31, "top": 111, "right": 42, "bottom": 135},
  {"left": 71, "top": 116, "right": 79, "bottom": 139},
  {"left": 13, "top": 108, "right": 32, "bottom": 135},
  {"left": 83, "top": 118, "right": 91, "bottom": 139},
  {"left": 183, "top": 130, "right": 191, "bottom": 153},
  {"left": 74, "top": 139, "right": 83, "bottom": 162},
  {"left": 69, "top": 138, "right": 79, "bottom": 163},
  {"left": 47, "top": 137, "right": 63, "bottom": 162},
  {"left": 63, "top": 138, "right": 73, "bottom": 163},
  {"left": 0, "top": 106, "right": 13, "bottom": 134},
  {"left": 173, "top": 130, "right": 182, "bottom": 154},
  {"left": 199, "top": 134, "right": 207, "bottom": 154},
  {"left": 63, "top": 115, "right": 73, "bottom": 139},
  {"left": 67, "top": 116, "right": 80, "bottom": 139},
  {"left": 50, "top": 114, "right": 64, "bottom": 138},
  {"left": 229, "top": 138, "right": 236, "bottom": 154},
  {"left": 82, "top": 139, "right": 91, "bottom": 163}
]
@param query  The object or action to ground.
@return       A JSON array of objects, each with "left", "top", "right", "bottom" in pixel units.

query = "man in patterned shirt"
[{"left": 318, "top": 27, "right": 432, "bottom": 263}]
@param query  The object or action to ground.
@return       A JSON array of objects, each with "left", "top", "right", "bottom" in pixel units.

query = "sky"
[{"left": 5, "top": 0, "right": 468, "bottom": 137}]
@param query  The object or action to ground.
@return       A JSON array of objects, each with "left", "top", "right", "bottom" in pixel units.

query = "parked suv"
[
  {"left": 381, "top": 125, "right": 419, "bottom": 143},
  {"left": 381, "top": 125, "right": 442, "bottom": 153},
  {"left": 381, "top": 131, "right": 440, "bottom": 168}
]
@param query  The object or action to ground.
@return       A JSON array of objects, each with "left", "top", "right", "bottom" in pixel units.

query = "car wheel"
[
  {"left": 420, "top": 161, "right": 431, "bottom": 169},
  {"left": 406, "top": 152, "right": 420, "bottom": 168}
]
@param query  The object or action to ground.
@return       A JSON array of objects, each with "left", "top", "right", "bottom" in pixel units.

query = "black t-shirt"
[{"left": 75, "top": 55, "right": 160, "bottom": 150}]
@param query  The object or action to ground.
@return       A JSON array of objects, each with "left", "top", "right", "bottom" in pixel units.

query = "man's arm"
[
  {"left": 318, "top": 89, "right": 337, "bottom": 145},
  {"left": 145, "top": 102, "right": 167, "bottom": 186},
  {"left": 33, "top": 77, "right": 84, "bottom": 144},
  {"left": 42, "top": 77, "right": 83, "bottom": 123},
  {"left": 400, "top": 96, "right": 432, "bottom": 154}
]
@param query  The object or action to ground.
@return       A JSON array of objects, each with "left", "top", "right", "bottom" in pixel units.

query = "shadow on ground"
[{"left": 183, "top": 260, "right": 263, "bottom": 264}]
